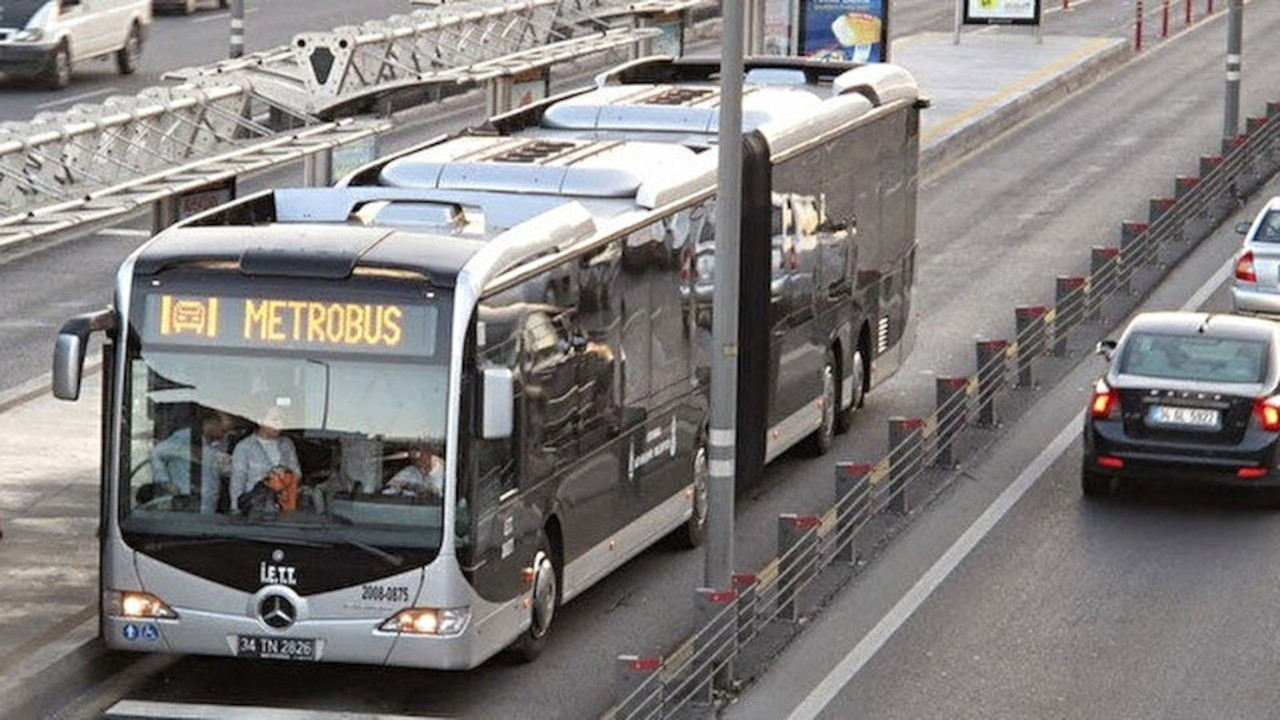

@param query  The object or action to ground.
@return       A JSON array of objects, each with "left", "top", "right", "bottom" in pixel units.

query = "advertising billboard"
[
  {"left": 964, "top": 0, "right": 1041, "bottom": 25},
  {"left": 798, "top": 0, "right": 889, "bottom": 63}
]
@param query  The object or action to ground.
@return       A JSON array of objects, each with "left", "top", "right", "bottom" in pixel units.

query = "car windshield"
[
  {"left": 1120, "top": 331, "right": 1268, "bottom": 384},
  {"left": 0, "top": 0, "right": 47, "bottom": 29},
  {"left": 121, "top": 284, "right": 454, "bottom": 552}
]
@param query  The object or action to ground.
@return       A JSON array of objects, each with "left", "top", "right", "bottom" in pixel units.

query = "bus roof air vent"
[
  {"left": 489, "top": 139, "right": 581, "bottom": 164},
  {"left": 640, "top": 86, "right": 716, "bottom": 106},
  {"left": 542, "top": 84, "right": 817, "bottom": 134}
]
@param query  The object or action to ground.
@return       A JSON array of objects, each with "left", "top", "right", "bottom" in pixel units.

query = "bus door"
[{"left": 770, "top": 195, "right": 822, "bottom": 431}]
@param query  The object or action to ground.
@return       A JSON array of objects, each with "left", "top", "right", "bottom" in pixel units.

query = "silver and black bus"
[{"left": 52, "top": 57, "right": 922, "bottom": 670}]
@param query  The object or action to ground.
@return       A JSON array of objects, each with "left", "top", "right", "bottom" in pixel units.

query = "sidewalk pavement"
[{"left": 0, "top": 30, "right": 1127, "bottom": 718}]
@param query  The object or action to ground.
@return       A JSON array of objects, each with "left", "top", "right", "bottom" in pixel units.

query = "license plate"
[
  {"left": 236, "top": 635, "right": 316, "bottom": 661},
  {"left": 1148, "top": 405, "right": 1220, "bottom": 429}
]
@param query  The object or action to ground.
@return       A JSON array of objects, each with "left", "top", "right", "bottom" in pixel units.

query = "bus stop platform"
[{"left": 0, "top": 30, "right": 1128, "bottom": 719}]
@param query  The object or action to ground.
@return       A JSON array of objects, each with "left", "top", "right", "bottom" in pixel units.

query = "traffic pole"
[
  {"left": 230, "top": 0, "right": 245, "bottom": 59},
  {"left": 706, "top": 0, "right": 743, "bottom": 608},
  {"left": 1161, "top": 0, "right": 1170, "bottom": 38},
  {"left": 1224, "top": 0, "right": 1243, "bottom": 140}
]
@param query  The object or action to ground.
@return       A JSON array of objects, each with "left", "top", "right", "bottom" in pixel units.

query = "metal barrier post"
[
  {"left": 1135, "top": 0, "right": 1145, "bottom": 51},
  {"left": 1090, "top": 246, "right": 1120, "bottom": 319},
  {"left": 1121, "top": 221, "right": 1149, "bottom": 272},
  {"left": 732, "top": 574, "right": 758, "bottom": 645},
  {"left": 303, "top": 147, "right": 333, "bottom": 187},
  {"left": 975, "top": 339, "right": 1007, "bottom": 428},
  {"left": 1185, "top": 0, "right": 1193, "bottom": 25},
  {"left": 1014, "top": 306, "right": 1045, "bottom": 387},
  {"left": 152, "top": 196, "right": 179, "bottom": 234},
  {"left": 833, "top": 463, "right": 870, "bottom": 563},
  {"left": 934, "top": 377, "right": 968, "bottom": 468},
  {"left": 695, "top": 588, "right": 738, "bottom": 696},
  {"left": 887, "top": 418, "right": 922, "bottom": 515},
  {"left": 1054, "top": 277, "right": 1085, "bottom": 355},
  {"left": 1149, "top": 197, "right": 1175, "bottom": 225},
  {"left": 486, "top": 76, "right": 515, "bottom": 117},
  {"left": 615, "top": 655, "right": 662, "bottom": 719},
  {"left": 1161, "top": 0, "right": 1170, "bottom": 38},
  {"left": 777, "top": 515, "right": 820, "bottom": 622}
]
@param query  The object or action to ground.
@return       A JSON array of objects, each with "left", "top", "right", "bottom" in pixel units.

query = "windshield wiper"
[{"left": 137, "top": 533, "right": 331, "bottom": 552}]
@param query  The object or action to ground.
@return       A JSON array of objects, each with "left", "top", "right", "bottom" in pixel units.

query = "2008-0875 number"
[{"left": 361, "top": 584, "right": 410, "bottom": 603}]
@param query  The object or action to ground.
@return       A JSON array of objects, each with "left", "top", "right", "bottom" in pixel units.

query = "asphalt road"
[
  {"left": 757, "top": 181, "right": 1274, "bottom": 720},
  {"left": 0, "top": 1, "right": 1273, "bottom": 719}
]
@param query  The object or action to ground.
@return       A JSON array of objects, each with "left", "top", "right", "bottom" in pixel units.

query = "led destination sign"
[{"left": 144, "top": 294, "right": 438, "bottom": 357}]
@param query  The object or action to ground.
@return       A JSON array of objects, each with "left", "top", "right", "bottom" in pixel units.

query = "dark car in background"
[{"left": 1083, "top": 312, "right": 1280, "bottom": 498}]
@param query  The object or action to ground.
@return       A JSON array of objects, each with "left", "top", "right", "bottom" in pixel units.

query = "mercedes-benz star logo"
[{"left": 259, "top": 594, "right": 295, "bottom": 630}]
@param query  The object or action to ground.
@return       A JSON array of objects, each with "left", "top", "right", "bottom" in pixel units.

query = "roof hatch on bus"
[{"left": 377, "top": 136, "right": 701, "bottom": 199}]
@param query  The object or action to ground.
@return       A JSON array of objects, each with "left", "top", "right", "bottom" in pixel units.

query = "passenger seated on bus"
[
  {"left": 230, "top": 407, "right": 302, "bottom": 514},
  {"left": 382, "top": 441, "right": 444, "bottom": 500},
  {"left": 144, "top": 411, "right": 234, "bottom": 513}
]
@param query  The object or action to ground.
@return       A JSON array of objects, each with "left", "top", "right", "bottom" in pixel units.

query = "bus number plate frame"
[{"left": 236, "top": 634, "right": 317, "bottom": 661}]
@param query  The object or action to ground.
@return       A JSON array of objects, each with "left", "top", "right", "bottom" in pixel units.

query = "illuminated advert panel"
[
  {"left": 142, "top": 294, "right": 439, "bottom": 358},
  {"left": 964, "top": 0, "right": 1041, "bottom": 25},
  {"left": 798, "top": 0, "right": 890, "bottom": 63}
]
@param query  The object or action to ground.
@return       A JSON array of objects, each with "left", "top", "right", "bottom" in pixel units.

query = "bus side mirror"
[
  {"left": 1237, "top": 221, "right": 1252, "bottom": 235},
  {"left": 53, "top": 309, "right": 114, "bottom": 401},
  {"left": 480, "top": 366, "right": 515, "bottom": 440}
]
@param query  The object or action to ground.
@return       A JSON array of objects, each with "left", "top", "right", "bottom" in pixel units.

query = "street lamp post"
[
  {"left": 706, "top": 0, "right": 745, "bottom": 594},
  {"left": 230, "top": 0, "right": 245, "bottom": 59},
  {"left": 1223, "top": 0, "right": 1243, "bottom": 140}
]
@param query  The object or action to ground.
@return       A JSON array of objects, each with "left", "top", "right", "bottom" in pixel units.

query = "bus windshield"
[{"left": 120, "top": 286, "right": 453, "bottom": 553}]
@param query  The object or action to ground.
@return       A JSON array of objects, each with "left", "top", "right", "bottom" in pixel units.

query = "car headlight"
[
  {"left": 13, "top": 29, "right": 44, "bottom": 42},
  {"left": 107, "top": 590, "right": 178, "bottom": 619},
  {"left": 379, "top": 607, "right": 469, "bottom": 636}
]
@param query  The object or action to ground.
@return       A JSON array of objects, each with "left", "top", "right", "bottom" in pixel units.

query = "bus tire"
[
  {"left": 673, "top": 441, "right": 708, "bottom": 549},
  {"left": 803, "top": 350, "right": 838, "bottom": 456},
  {"left": 835, "top": 348, "right": 864, "bottom": 435},
  {"left": 511, "top": 532, "right": 559, "bottom": 663}
]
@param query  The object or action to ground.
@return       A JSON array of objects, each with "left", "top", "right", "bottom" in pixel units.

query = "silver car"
[{"left": 1231, "top": 198, "right": 1280, "bottom": 317}]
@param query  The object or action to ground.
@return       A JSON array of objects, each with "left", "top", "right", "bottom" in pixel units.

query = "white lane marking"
[
  {"left": 191, "top": 6, "right": 259, "bottom": 23},
  {"left": 105, "top": 700, "right": 451, "bottom": 719},
  {"left": 35, "top": 87, "right": 116, "bottom": 110},
  {"left": 786, "top": 414, "right": 1083, "bottom": 720},
  {"left": 97, "top": 228, "right": 151, "bottom": 238},
  {"left": 789, "top": 252, "right": 1237, "bottom": 720}
]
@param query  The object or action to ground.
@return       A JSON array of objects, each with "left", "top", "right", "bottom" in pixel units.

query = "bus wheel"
[
  {"left": 512, "top": 534, "right": 558, "bottom": 663},
  {"left": 803, "top": 351, "right": 837, "bottom": 456},
  {"left": 835, "top": 349, "right": 864, "bottom": 435},
  {"left": 674, "top": 442, "right": 708, "bottom": 549}
]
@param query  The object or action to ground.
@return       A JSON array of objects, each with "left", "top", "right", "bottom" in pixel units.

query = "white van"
[{"left": 0, "top": 0, "right": 152, "bottom": 89}]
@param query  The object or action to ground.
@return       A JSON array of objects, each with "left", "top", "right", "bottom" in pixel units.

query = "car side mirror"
[
  {"left": 1236, "top": 221, "right": 1252, "bottom": 235},
  {"left": 1094, "top": 339, "right": 1117, "bottom": 361},
  {"left": 480, "top": 366, "right": 514, "bottom": 440},
  {"left": 53, "top": 308, "right": 114, "bottom": 401}
]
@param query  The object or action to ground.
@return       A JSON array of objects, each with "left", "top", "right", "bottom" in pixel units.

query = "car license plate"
[
  {"left": 1148, "top": 405, "right": 1220, "bottom": 429},
  {"left": 236, "top": 635, "right": 316, "bottom": 661}
]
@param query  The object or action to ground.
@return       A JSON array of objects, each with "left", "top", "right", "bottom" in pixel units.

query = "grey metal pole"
[
  {"left": 1224, "top": 0, "right": 1243, "bottom": 139},
  {"left": 706, "top": 0, "right": 744, "bottom": 593},
  {"left": 745, "top": 0, "right": 766, "bottom": 55},
  {"left": 230, "top": 0, "right": 245, "bottom": 59},
  {"left": 954, "top": 0, "right": 964, "bottom": 44}
]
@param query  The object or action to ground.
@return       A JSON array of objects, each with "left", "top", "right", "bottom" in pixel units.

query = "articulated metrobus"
[{"left": 53, "top": 57, "right": 923, "bottom": 670}]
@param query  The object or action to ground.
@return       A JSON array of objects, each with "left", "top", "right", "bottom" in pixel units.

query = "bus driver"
[{"left": 383, "top": 441, "right": 444, "bottom": 499}]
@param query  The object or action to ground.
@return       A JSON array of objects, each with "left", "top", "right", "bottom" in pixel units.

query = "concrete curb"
[{"left": 920, "top": 38, "right": 1132, "bottom": 179}]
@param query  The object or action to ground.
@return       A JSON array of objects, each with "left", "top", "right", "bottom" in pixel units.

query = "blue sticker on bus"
[
  {"left": 122, "top": 623, "right": 140, "bottom": 642},
  {"left": 141, "top": 623, "right": 159, "bottom": 642}
]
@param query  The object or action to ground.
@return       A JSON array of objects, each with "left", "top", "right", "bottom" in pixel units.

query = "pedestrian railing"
[{"left": 600, "top": 96, "right": 1280, "bottom": 720}]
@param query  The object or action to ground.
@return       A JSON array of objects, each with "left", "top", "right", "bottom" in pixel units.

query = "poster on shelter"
[
  {"left": 964, "top": 0, "right": 1040, "bottom": 24},
  {"left": 798, "top": 0, "right": 888, "bottom": 63}
]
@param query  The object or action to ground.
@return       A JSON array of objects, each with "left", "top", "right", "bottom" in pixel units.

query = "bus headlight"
[
  {"left": 13, "top": 29, "right": 44, "bottom": 42},
  {"left": 380, "top": 607, "right": 469, "bottom": 636},
  {"left": 108, "top": 591, "right": 178, "bottom": 619}
]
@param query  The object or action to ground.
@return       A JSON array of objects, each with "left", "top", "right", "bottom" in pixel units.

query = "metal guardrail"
[
  {"left": 0, "top": 0, "right": 711, "bottom": 252},
  {"left": 166, "top": 0, "right": 701, "bottom": 117},
  {"left": 600, "top": 97, "right": 1280, "bottom": 720}
]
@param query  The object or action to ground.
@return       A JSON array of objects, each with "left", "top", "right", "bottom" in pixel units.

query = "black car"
[{"left": 1083, "top": 312, "right": 1280, "bottom": 497}]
